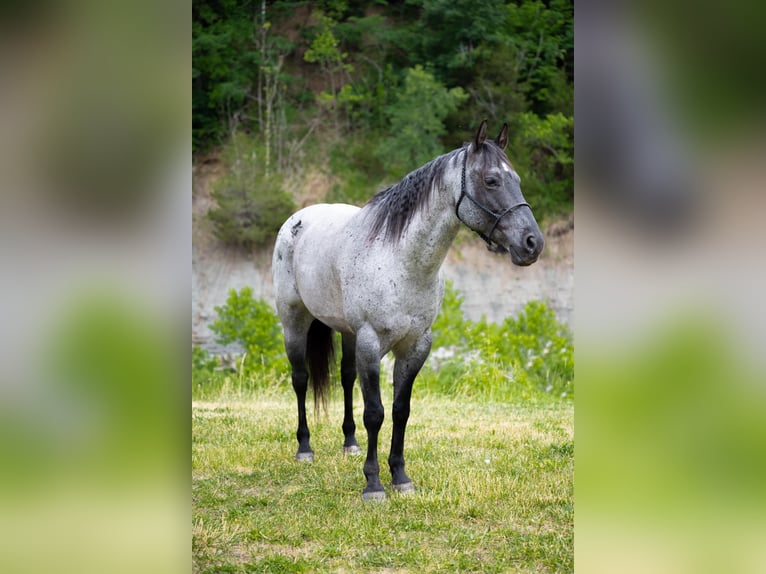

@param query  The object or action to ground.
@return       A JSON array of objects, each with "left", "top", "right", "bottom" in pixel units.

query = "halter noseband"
[{"left": 455, "top": 149, "right": 530, "bottom": 253}]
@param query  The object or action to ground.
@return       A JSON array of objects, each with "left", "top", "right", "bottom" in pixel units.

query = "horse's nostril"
[{"left": 525, "top": 233, "right": 537, "bottom": 252}]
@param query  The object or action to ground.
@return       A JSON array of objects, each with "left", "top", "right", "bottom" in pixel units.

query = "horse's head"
[{"left": 456, "top": 120, "right": 545, "bottom": 266}]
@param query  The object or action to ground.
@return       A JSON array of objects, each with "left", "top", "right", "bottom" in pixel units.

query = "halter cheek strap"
[{"left": 455, "top": 149, "right": 530, "bottom": 253}]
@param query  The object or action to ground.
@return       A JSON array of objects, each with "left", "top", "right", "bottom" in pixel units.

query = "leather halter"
[{"left": 455, "top": 149, "right": 530, "bottom": 253}]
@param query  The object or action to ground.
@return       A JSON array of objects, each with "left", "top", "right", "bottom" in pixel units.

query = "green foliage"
[
  {"left": 192, "top": 0, "right": 252, "bottom": 149},
  {"left": 192, "top": 0, "right": 296, "bottom": 151},
  {"left": 426, "top": 281, "right": 573, "bottom": 400},
  {"left": 506, "top": 0, "right": 574, "bottom": 116},
  {"left": 209, "top": 287, "right": 285, "bottom": 373},
  {"left": 304, "top": 14, "right": 355, "bottom": 127},
  {"left": 193, "top": 282, "right": 572, "bottom": 403},
  {"left": 192, "top": 345, "right": 219, "bottom": 375},
  {"left": 315, "top": 0, "right": 354, "bottom": 21},
  {"left": 429, "top": 281, "right": 471, "bottom": 348},
  {"left": 510, "top": 111, "right": 574, "bottom": 221},
  {"left": 325, "top": 136, "right": 387, "bottom": 204},
  {"left": 375, "top": 66, "right": 467, "bottom": 177},
  {"left": 404, "top": 0, "right": 508, "bottom": 81},
  {"left": 193, "top": 0, "right": 574, "bottom": 220},
  {"left": 207, "top": 133, "right": 295, "bottom": 249},
  {"left": 304, "top": 15, "right": 349, "bottom": 70},
  {"left": 453, "top": 42, "right": 526, "bottom": 143},
  {"left": 519, "top": 112, "right": 574, "bottom": 166},
  {"left": 498, "top": 300, "right": 574, "bottom": 394},
  {"left": 332, "top": 16, "right": 399, "bottom": 131},
  {"left": 191, "top": 345, "right": 230, "bottom": 398}
]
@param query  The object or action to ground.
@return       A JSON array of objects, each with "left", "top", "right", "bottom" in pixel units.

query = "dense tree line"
[{"left": 193, "top": 0, "right": 573, "bottom": 248}]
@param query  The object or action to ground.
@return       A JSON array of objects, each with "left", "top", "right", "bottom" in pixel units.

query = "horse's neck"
[{"left": 398, "top": 176, "right": 461, "bottom": 280}]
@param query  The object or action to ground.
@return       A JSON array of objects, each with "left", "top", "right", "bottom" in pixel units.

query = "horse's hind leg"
[
  {"left": 283, "top": 314, "right": 314, "bottom": 462},
  {"left": 340, "top": 333, "right": 361, "bottom": 455},
  {"left": 389, "top": 331, "right": 432, "bottom": 494}
]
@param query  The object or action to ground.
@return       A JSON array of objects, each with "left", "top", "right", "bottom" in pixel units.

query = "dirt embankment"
[{"left": 192, "top": 157, "right": 573, "bottom": 350}]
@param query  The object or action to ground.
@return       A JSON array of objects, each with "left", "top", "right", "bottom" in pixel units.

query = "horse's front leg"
[
  {"left": 356, "top": 326, "right": 385, "bottom": 501},
  {"left": 389, "top": 331, "right": 432, "bottom": 494}
]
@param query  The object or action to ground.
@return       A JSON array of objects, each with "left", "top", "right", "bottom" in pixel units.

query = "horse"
[{"left": 271, "top": 120, "right": 544, "bottom": 500}]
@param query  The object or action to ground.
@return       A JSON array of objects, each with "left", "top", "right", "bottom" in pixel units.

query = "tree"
[
  {"left": 304, "top": 14, "right": 354, "bottom": 130},
  {"left": 192, "top": 0, "right": 256, "bottom": 150},
  {"left": 509, "top": 111, "right": 574, "bottom": 219},
  {"left": 506, "top": 0, "right": 574, "bottom": 116},
  {"left": 192, "top": 0, "right": 295, "bottom": 153},
  {"left": 400, "top": 0, "right": 508, "bottom": 85},
  {"left": 376, "top": 66, "right": 467, "bottom": 176}
]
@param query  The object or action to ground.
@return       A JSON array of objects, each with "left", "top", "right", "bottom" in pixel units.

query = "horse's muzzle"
[{"left": 510, "top": 228, "right": 544, "bottom": 266}]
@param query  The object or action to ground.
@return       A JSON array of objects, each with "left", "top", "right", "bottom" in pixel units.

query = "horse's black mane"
[{"left": 365, "top": 147, "right": 463, "bottom": 243}]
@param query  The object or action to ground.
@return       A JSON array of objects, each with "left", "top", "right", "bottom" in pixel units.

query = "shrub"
[
  {"left": 207, "top": 133, "right": 295, "bottom": 249},
  {"left": 196, "top": 284, "right": 572, "bottom": 402},
  {"left": 209, "top": 287, "right": 285, "bottom": 372},
  {"left": 426, "top": 281, "right": 573, "bottom": 400}
]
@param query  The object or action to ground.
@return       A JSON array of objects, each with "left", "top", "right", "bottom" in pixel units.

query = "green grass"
[{"left": 192, "top": 384, "right": 573, "bottom": 573}]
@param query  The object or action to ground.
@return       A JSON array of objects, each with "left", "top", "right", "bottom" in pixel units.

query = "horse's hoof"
[
  {"left": 343, "top": 445, "right": 362, "bottom": 455},
  {"left": 362, "top": 490, "right": 387, "bottom": 502},
  {"left": 392, "top": 482, "right": 415, "bottom": 494},
  {"left": 295, "top": 451, "right": 314, "bottom": 462}
]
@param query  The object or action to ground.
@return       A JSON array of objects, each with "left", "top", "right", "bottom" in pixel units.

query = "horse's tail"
[{"left": 306, "top": 319, "right": 335, "bottom": 414}]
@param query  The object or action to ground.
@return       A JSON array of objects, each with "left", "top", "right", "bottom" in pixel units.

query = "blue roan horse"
[{"left": 272, "top": 121, "right": 544, "bottom": 500}]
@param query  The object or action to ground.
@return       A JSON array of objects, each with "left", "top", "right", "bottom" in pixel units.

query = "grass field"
[{"left": 192, "top": 384, "right": 573, "bottom": 573}]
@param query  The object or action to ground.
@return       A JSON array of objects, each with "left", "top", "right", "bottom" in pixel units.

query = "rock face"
[
  {"left": 192, "top": 241, "right": 275, "bottom": 351},
  {"left": 442, "top": 225, "right": 573, "bottom": 327},
  {"left": 192, "top": 221, "right": 573, "bottom": 352}
]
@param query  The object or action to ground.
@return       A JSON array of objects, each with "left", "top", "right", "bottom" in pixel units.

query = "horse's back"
[{"left": 274, "top": 203, "right": 360, "bottom": 259}]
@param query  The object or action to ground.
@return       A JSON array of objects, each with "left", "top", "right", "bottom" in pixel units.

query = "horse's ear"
[
  {"left": 496, "top": 123, "right": 509, "bottom": 150},
  {"left": 474, "top": 119, "right": 488, "bottom": 148}
]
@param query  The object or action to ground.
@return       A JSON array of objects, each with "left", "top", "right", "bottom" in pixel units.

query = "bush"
[
  {"left": 425, "top": 281, "right": 573, "bottom": 400},
  {"left": 194, "top": 284, "right": 572, "bottom": 402},
  {"left": 209, "top": 287, "right": 285, "bottom": 373},
  {"left": 207, "top": 133, "right": 295, "bottom": 249}
]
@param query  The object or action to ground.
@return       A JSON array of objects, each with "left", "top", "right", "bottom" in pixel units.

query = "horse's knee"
[
  {"left": 363, "top": 403, "right": 384, "bottom": 430},
  {"left": 291, "top": 371, "right": 308, "bottom": 392},
  {"left": 392, "top": 406, "right": 410, "bottom": 428}
]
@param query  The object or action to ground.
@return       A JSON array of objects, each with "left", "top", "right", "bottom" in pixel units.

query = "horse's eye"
[{"left": 484, "top": 176, "right": 499, "bottom": 187}]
